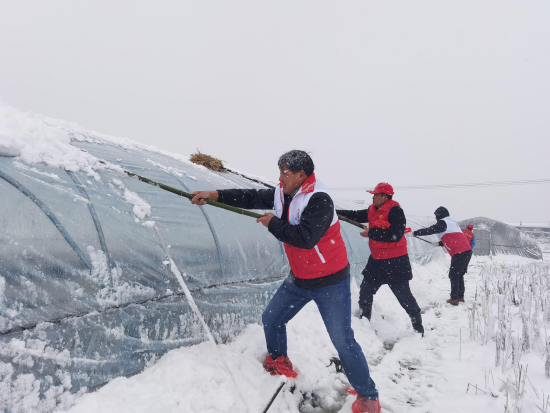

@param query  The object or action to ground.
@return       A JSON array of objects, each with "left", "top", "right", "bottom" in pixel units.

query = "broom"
[{"left": 114, "top": 165, "right": 366, "bottom": 229}]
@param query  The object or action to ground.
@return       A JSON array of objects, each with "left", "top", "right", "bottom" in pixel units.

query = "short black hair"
[
  {"left": 383, "top": 194, "right": 392, "bottom": 200},
  {"left": 278, "top": 150, "right": 315, "bottom": 176}
]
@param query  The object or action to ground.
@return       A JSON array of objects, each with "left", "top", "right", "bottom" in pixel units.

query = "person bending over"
[{"left": 412, "top": 207, "right": 472, "bottom": 305}]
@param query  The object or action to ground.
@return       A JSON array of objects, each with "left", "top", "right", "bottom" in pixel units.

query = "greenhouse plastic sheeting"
[
  {"left": 458, "top": 217, "right": 542, "bottom": 260},
  {"left": 0, "top": 139, "right": 438, "bottom": 411}
]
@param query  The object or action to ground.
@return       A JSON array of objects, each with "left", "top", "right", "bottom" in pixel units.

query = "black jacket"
[
  {"left": 218, "top": 188, "right": 334, "bottom": 249},
  {"left": 217, "top": 188, "right": 349, "bottom": 288},
  {"left": 414, "top": 221, "right": 447, "bottom": 247},
  {"left": 413, "top": 220, "right": 447, "bottom": 237}
]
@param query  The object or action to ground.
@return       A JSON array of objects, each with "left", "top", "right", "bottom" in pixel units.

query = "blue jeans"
[{"left": 262, "top": 276, "right": 379, "bottom": 400}]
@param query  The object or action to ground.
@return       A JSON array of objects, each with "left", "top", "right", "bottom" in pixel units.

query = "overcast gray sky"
[{"left": 1, "top": 1, "right": 549, "bottom": 224}]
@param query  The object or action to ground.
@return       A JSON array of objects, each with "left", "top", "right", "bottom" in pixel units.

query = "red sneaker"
[
  {"left": 352, "top": 396, "right": 381, "bottom": 413},
  {"left": 346, "top": 389, "right": 381, "bottom": 413},
  {"left": 263, "top": 355, "right": 298, "bottom": 378}
]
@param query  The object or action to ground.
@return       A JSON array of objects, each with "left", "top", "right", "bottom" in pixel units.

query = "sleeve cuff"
[{"left": 216, "top": 189, "right": 226, "bottom": 203}]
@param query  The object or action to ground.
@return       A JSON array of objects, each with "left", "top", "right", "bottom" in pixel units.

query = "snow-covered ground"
[{"left": 59, "top": 253, "right": 550, "bottom": 413}]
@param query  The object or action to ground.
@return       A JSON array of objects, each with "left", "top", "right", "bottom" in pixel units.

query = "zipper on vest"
[
  {"left": 314, "top": 245, "right": 326, "bottom": 263},
  {"left": 287, "top": 193, "right": 298, "bottom": 222}
]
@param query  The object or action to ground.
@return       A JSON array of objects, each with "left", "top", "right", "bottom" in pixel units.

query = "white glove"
[{"left": 432, "top": 242, "right": 440, "bottom": 247}]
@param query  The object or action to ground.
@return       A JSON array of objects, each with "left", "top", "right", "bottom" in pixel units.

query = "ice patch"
[
  {"left": 87, "top": 246, "right": 155, "bottom": 308},
  {"left": 13, "top": 161, "right": 64, "bottom": 181},
  {"left": 146, "top": 159, "right": 197, "bottom": 181},
  {"left": 110, "top": 178, "right": 152, "bottom": 222}
]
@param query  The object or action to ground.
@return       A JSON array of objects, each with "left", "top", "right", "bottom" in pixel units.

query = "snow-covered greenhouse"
[
  {"left": 458, "top": 217, "right": 542, "bottom": 260},
  {"left": 0, "top": 126, "right": 447, "bottom": 411}
]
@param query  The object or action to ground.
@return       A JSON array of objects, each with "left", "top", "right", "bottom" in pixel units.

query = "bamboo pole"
[
  {"left": 123, "top": 168, "right": 265, "bottom": 219},
  {"left": 224, "top": 168, "right": 366, "bottom": 229},
  {"left": 118, "top": 166, "right": 367, "bottom": 229},
  {"left": 337, "top": 215, "right": 365, "bottom": 229},
  {"left": 413, "top": 235, "right": 433, "bottom": 244}
]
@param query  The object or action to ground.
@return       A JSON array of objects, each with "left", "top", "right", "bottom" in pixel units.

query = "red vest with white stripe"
[
  {"left": 438, "top": 217, "right": 472, "bottom": 257},
  {"left": 274, "top": 173, "right": 349, "bottom": 279},
  {"left": 462, "top": 228, "right": 474, "bottom": 245},
  {"left": 367, "top": 200, "right": 408, "bottom": 260}
]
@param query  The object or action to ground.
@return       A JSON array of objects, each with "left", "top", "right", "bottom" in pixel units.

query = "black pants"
[
  {"left": 359, "top": 277, "right": 421, "bottom": 320},
  {"left": 449, "top": 250, "right": 473, "bottom": 299}
]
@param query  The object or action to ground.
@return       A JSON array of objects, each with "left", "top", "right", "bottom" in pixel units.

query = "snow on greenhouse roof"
[
  {"left": 0, "top": 99, "right": 201, "bottom": 177},
  {"left": 0, "top": 100, "right": 107, "bottom": 178},
  {"left": 0, "top": 99, "right": 281, "bottom": 194}
]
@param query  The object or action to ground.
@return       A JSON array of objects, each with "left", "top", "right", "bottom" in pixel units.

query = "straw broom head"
[{"left": 189, "top": 150, "right": 226, "bottom": 172}]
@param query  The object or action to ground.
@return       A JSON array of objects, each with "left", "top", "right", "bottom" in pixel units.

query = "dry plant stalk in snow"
[
  {"left": 472, "top": 262, "right": 550, "bottom": 410},
  {"left": 189, "top": 151, "right": 226, "bottom": 172}
]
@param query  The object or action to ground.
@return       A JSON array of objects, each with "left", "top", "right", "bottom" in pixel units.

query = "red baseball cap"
[
  {"left": 467, "top": 224, "right": 474, "bottom": 230},
  {"left": 367, "top": 182, "right": 394, "bottom": 196}
]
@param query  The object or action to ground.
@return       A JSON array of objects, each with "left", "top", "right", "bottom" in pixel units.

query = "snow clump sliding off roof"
[{"left": 0, "top": 100, "right": 106, "bottom": 178}]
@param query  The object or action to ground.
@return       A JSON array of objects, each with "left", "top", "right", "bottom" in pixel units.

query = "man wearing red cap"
[
  {"left": 337, "top": 183, "right": 424, "bottom": 336},
  {"left": 462, "top": 224, "right": 475, "bottom": 249},
  {"left": 461, "top": 224, "right": 475, "bottom": 274}
]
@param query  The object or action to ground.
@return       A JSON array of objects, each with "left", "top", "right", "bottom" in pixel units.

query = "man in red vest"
[
  {"left": 412, "top": 207, "right": 473, "bottom": 305},
  {"left": 461, "top": 224, "right": 475, "bottom": 273},
  {"left": 337, "top": 183, "right": 424, "bottom": 336},
  {"left": 462, "top": 224, "right": 475, "bottom": 248},
  {"left": 190, "top": 150, "right": 381, "bottom": 413}
]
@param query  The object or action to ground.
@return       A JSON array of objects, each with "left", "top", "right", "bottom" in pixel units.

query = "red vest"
[
  {"left": 274, "top": 174, "right": 349, "bottom": 279},
  {"left": 438, "top": 217, "right": 472, "bottom": 257},
  {"left": 368, "top": 200, "right": 408, "bottom": 260},
  {"left": 462, "top": 228, "right": 474, "bottom": 244}
]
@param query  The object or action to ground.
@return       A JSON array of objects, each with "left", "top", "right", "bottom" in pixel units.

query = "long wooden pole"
[{"left": 119, "top": 167, "right": 366, "bottom": 229}]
